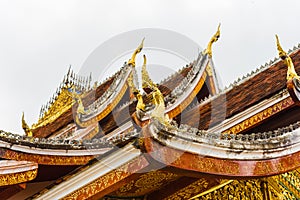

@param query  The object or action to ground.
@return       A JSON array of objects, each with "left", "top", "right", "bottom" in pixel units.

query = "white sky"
[{"left": 0, "top": 0, "right": 299, "bottom": 133}]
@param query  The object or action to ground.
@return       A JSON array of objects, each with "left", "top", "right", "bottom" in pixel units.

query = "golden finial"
[
  {"left": 204, "top": 24, "right": 221, "bottom": 57},
  {"left": 276, "top": 35, "right": 287, "bottom": 59},
  {"left": 276, "top": 35, "right": 299, "bottom": 81},
  {"left": 136, "top": 92, "right": 145, "bottom": 112},
  {"left": 128, "top": 38, "right": 145, "bottom": 67},
  {"left": 150, "top": 86, "right": 171, "bottom": 127},
  {"left": 22, "top": 112, "right": 33, "bottom": 137},
  {"left": 142, "top": 55, "right": 157, "bottom": 93}
]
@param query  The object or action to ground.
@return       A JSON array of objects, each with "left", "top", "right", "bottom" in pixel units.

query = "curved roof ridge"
[
  {"left": 223, "top": 43, "right": 300, "bottom": 91},
  {"left": 190, "top": 43, "right": 300, "bottom": 107},
  {"left": 158, "top": 61, "right": 194, "bottom": 85}
]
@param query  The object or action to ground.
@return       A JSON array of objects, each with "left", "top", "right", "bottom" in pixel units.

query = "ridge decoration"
[
  {"left": 21, "top": 112, "right": 33, "bottom": 137},
  {"left": 276, "top": 35, "right": 300, "bottom": 105},
  {"left": 142, "top": 54, "right": 157, "bottom": 93},
  {"left": 128, "top": 38, "right": 145, "bottom": 67},
  {"left": 276, "top": 34, "right": 299, "bottom": 81},
  {"left": 204, "top": 24, "right": 221, "bottom": 57},
  {"left": 31, "top": 67, "right": 91, "bottom": 129}
]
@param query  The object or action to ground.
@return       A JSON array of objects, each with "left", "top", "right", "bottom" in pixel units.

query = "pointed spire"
[
  {"left": 142, "top": 54, "right": 157, "bottom": 93},
  {"left": 128, "top": 38, "right": 145, "bottom": 67},
  {"left": 21, "top": 112, "right": 33, "bottom": 137},
  {"left": 276, "top": 34, "right": 287, "bottom": 60},
  {"left": 204, "top": 24, "right": 221, "bottom": 57},
  {"left": 276, "top": 35, "right": 299, "bottom": 81}
]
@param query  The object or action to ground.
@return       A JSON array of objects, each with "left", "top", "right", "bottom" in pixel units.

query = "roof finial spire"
[
  {"left": 276, "top": 35, "right": 299, "bottom": 81},
  {"left": 142, "top": 54, "right": 157, "bottom": 93},
  {"left": 128, "top": 38, "right": 145, "bottom": 67},
  {"left": 22, "top": 112, "right": 33, "bottom": 137},
  {"left": 204, "top": 24, "right": 221, "bottom": 57}
]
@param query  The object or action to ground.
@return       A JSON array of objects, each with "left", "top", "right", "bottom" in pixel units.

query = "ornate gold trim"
[
  {"left": 61, "top": 156, "right": 148, "bottom": 200},
  {"left": 192, "top": 179, "right": 264, "bottom": 199},
  {"left": 273, "top": 171, "right": 300, "bottom": 199},
  {"left": 114, "top": 171, "right": 179, "bottom": 197},
  {"left": 0, "top": 149, "right": 95, "bottom": 165},
  {"left": 32, "top": 87, "right": 74, "bottom": 129},
  {"left": 267, "top": 177, "right": 285, "bottom": 199},
  {"left": 163, "top": 178, "right": 209, "bottom": 200},
  {"left": 189, "top": 180, "right": 233, "bottom": 199},
  {"left": 74, "top": 83, "right": 128, "bottom": 127},
  {"left": 223, "top": 96, "right": 294, "bottom": 134},
  {"left": 0, "top": 169, "right": 37, "bottom": 186}
]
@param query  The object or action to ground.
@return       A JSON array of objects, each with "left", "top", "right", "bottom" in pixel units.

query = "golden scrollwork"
[
  {"left": 163, "top": 178, "right": 209, "bottom": 200},
  {"left": 74, "top": 82, "right": 128, "bottom": 127},
  {"left": 276, "top": 35, "right": 299, "bottom": 81},
  {"left": 32, "top": 87, "right": 74, "bottom": 129},
  {"left": 1, "top": 148, "right": 95, "bottom": 165},
  {"left": 0, "top": 169, "right": 37, "bottom": 186},
  {"left": 61, "top": 156, "right": 148, "bottom": 200},
  {"left": 127, "top": 50, "right": 170, "bottom": 123},
  {"left": 142, "top": 55, "right": 170, "bottom": 125},
  {"left": 204, "top": 24, "right": 221, "bottom": 57},
  {"left": 135, "top": 171, "right": 177, "bottom": 194},
  {"left": 267, "top": 177, "right": 285, "bottom": 200},
  {"left": 115, "top": 171, "right": 178, "bottom": 197},
  {"left": 190, "top": 180, "right": 233, "bottom": 199},
  {"left": 268, "top": 186, "right": 284, "bottom": 200},
  {"left": 192, "top": 179, "right": 264, "bottom": 200},
  {"left": 128, "top": 38, "right": 145, "bottom": 67},
  {"left": 22, "top": 112, "right": 33, "bottom": 137},
  {"left": 274, "top": 171, "right": 300, "bottom": 199},
  {"left": 223, "top": 97, "right": 294, "bottom": 134}
]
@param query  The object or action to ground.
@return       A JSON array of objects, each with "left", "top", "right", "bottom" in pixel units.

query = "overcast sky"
[{"left": 0, "top": 0, "right": 299, "bottom": 133}]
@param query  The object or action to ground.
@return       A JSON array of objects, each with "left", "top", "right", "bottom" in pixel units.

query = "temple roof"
[
  {"left": 179, "top": 47, "right": 300, "bottom": 130},
  {"left": 1, "top": 29, "right": 300, "bottom": 199}
]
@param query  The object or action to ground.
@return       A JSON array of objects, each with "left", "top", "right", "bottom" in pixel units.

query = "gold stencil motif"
[
  {"left": 193, "top": 179, "right": 264, "bottom": 200},
  {"left": 32, "top": 88, "right": 73, "bottom": 129},
  {"left": 0, "top": 169, "right": 37, "bottom": 186},
  {"left": 62, "top": 156, "right": 148, "bottom": 200},
  {"left": 115, "top": 171, "right": 179, "bottom": 197},
  {"left": 163, "top": 178, "right": 209, "bottom": 200},
  {"left": 223, "top": 97, "right": 294, "bottom": 134}
]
